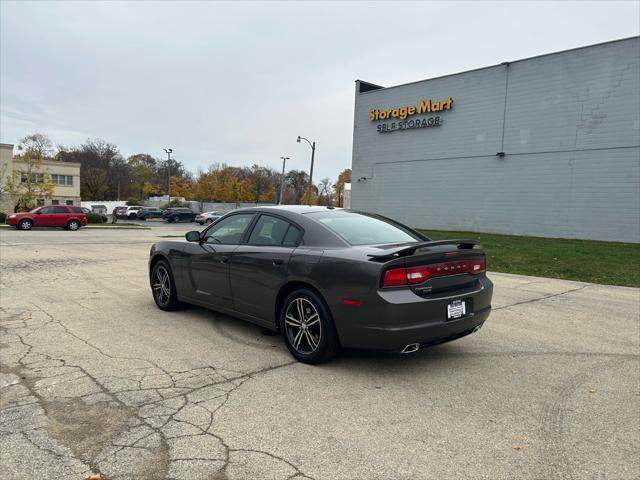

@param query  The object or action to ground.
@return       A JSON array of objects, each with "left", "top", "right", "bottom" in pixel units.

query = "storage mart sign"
[{"left": 368, "top": 97, "right": 453, "bottom": 133}]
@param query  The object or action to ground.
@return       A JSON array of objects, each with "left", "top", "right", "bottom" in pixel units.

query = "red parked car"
[{"left": 6, "top": 205, "right": 87, "bottom": 231}]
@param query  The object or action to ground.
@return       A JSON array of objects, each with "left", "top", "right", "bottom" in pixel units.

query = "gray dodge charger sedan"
[{"left": 149, "top": 206, "right": 493, "bottom": 364}]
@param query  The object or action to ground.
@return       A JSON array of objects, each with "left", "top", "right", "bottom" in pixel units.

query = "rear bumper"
[{"left": 334, "top": 275, "right": 493, "bottom": 351}]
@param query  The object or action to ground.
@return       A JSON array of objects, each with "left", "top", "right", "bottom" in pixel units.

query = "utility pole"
[
  {"left": 163, "top": 148, "right": 173, "bottom": 204},
  {"left": 297, "top": 136, "right": 316, "bottom": 205},
  {"left": 278, "top": 156, "right": 289, "bottom": 205}
]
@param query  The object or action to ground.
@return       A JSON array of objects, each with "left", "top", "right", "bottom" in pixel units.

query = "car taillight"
[{"left": 382, "top": 259, "right": 486, "bottom": 288}]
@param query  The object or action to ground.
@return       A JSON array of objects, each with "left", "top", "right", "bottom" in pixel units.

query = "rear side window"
[
  {"left": 71, "top": 207, "right": 83, "bottom": 213},
  {"left": 248, "top": 215, "right": 291, "bottom": 246},
  {"left": 282, "top": 225, "right": 302, "bottom": 247},
  {"left": 53, "top": 206, "right": 69, "bottom": 214}
]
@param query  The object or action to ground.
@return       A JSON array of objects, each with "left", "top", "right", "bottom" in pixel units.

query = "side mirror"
[{"left": 185, "top": 231, "right": 201, "bottom": 242}]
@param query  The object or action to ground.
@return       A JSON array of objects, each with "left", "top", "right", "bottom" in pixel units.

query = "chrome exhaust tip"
[{"left": 401, "top": 343, "right": 420, "bottom": 354}]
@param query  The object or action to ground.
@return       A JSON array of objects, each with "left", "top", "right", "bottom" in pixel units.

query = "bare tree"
[
  {"left": 19, "top": 133, "right": 53, "bottom": 159},
  {"left": 318, "top": 177, "right": 332, "bottom": 205}
]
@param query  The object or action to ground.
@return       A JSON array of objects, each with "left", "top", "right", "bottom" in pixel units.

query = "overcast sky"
[{"left": 1, "top": 1, "right": 639, "bottom": 180}]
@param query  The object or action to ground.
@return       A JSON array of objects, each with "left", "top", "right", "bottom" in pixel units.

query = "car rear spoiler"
[{"left": 367, "top": 239, "right": 481, "bottom": 260}]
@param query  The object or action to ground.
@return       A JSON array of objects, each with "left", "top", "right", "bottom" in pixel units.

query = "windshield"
[
  {"left": 306, "top": 210, "right": 421, "bottom": 246},
  {"left": 29, "top": 207, "right": 41, "bottom": 213}
]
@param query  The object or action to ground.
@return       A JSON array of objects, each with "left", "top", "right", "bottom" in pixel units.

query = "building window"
[
  {"left": 51, "top": 174, "right": 73, "bottom": 186},
  {"left": 52, "top": 200, "right": 59, "bottom": 205},
  {"left": 66, "top": 200, "right": 73, "bottom": 205},
  {"left": 21, "top": 172, "right": 44, "bottom": 183}
]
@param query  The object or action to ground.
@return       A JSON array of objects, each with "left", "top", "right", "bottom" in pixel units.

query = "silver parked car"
[{"left": 195, "top": 211, "right": 223, "bottom": 225}]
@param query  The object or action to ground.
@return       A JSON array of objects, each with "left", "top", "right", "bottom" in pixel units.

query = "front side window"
[
  {"left": 202, "top": 214, "right": 255, "bottom": 245},
  {"left": 248, "top": 215, "right": 291, "bottom": 246},
  {"left": 305, "top": 211, "right": 421, "bottom": 246},
  {"left": 40, "top": 206, "right": 55, "bottom": 214}
]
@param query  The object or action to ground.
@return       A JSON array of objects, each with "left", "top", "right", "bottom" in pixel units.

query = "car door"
[
  {"left": 230, "top": 214, "right": 303, "bottom": 324},
  {"left": 52, "top": 206, "right": 70, "bottom": 226},
  {"left": 181, "top": 213, "right": 256, "bottom": 310},
  {"left": 33, "top": 206, "right": 55, "bottom": 226}
]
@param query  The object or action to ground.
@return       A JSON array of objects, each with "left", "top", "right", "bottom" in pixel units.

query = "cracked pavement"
[{"left": 0, "top": 226, "right": 638, "bottom": 480}]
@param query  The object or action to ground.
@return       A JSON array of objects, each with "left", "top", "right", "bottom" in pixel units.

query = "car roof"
[{"left": 245, "top": 205, "right": 342, "bottom": 214}]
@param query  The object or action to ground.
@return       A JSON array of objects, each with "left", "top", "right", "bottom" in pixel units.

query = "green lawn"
[{"left": 416, "top": 229, "right": 640, "bottom": 288}]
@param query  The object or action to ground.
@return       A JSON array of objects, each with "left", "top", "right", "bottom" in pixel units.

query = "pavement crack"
[{"left": 493, "top": 284, "right": 589, "bottom": 311}]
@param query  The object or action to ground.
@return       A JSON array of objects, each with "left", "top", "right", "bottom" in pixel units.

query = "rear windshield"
[{"left": 306, "top": 211, "right": 421, "bottom": 245}]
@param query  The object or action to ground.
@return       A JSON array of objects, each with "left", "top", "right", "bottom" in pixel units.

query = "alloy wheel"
[
  {"left": 68, "top": 220, "right": 80, "bottom": 231},
  {"left": 284, "top": 297, "right": 322, "bottom": 354},
  {"left": 152, "top": 265, "right": 171, "bottom": 307}
]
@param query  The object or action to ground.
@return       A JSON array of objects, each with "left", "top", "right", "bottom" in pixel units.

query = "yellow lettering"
[
  {"left": 418, "top": 99, "right": 431, "bottom": 114},
  {"left": 370, "top": 97, "right": 452, "bottom": 122}
]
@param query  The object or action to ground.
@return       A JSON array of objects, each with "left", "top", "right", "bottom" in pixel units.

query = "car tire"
[
  {"left": 150, "top": 260, "right": 180, "bottom": 311},
  {"left": 280, "top": 288, "right": 339, "bottom": 364},
  {"left": 128, "top": 213, "right": 136, "bottom": 219},
  {"left": 18, "top": 219, "right": 33, "bottom": 230},
  {"left": 173, "top": 215, "right": 180, "bottom": 223},
  {"left": 67, "top": 219, "right": 81, "bottom": 231}
]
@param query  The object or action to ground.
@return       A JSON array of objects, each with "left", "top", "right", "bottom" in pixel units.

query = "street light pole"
[
  {"left": 279, "top": 156, "right": 289, "bottom": 205},
  {"left": 297, "top": 136, "right": 316, "bottom": 205},
  {"left": 163, "top": 148, "right": 173, "bottom": 204}
]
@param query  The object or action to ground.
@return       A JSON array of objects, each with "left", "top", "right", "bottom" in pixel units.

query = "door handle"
[
  {"left": 272, "top": 258, "right": 284, "bottom": 266},
  {"left": 219, "top": 255, "right": 230, "bottom": 264}
]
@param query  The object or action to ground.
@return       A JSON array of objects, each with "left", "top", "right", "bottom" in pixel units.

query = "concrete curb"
[{"left": 0, "top": 224, "right": 149, "bottom": 230}]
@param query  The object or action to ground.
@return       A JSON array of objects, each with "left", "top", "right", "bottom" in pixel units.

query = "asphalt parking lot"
[{"left": 1, "top": 225, "right": 638, "bottom": 480}]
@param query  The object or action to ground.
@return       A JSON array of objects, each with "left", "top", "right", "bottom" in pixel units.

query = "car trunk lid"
[{"left": 369, "top": 240, "right": 487, "bottom": 296}]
